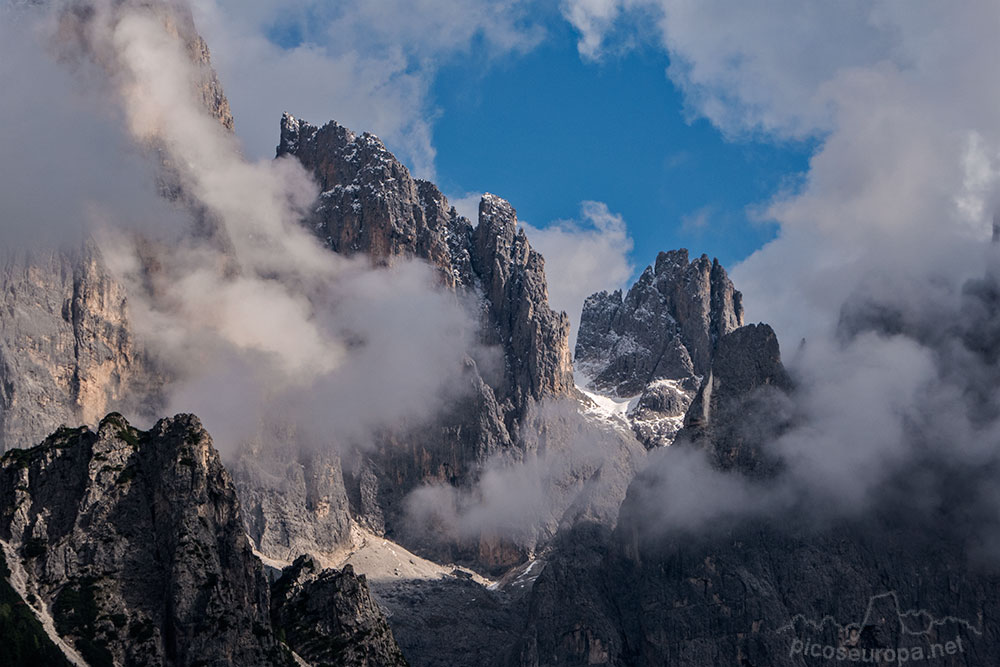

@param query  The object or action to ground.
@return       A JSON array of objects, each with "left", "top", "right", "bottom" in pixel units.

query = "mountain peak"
[{"left": 575, "top": 249, "right": 744, "bottom": 447}]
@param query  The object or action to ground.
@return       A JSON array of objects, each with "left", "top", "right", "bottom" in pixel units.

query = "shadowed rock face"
[
  {"left": 574, "top": 250, "right": 744, "bottom": 447},
  {"left": 512, "top": 320, "right": 1000, "bottom": 667},
  {"left": 677, "top": 323, "right": 793, "bottom": 476},
  {"left": 271, "top": 555, "right": 408, "bottom": 667},
  {"left": 472, "top": 193, "right": 575, "bottom": 409},
  {"left": 576, "top": 249, "right": 743, "bottom": 396},
  {"left": 516, "top": 517, "right": 1000, "bottom": 667},
  {"left": 0, "top": 414, "right": 408, "bottom": 667},
  {"left": 0, "top": 413, "right": 292, "bottom": 666},
  {"left": 0, "top": 247, "right": 164, "bottom": 453}
]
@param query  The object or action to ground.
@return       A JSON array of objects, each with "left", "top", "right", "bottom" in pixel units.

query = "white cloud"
[
  {"left": 562, "top": 0, "right": 1000, "bottom": 338},
  {"left": 194, "top": 0, "right": 545, "bottom": 177},
  {"left": 448, "top": 191, "right": 485, "bottom": 223},
  {"left": 560, "top": 1, "right": 1000, "bottom": 532},
  {"left": 560, "top": 0, "right": 625, "bottom": 59},
  {"left": 521, "top": 201, "right": 634, "bottom": 349},
  {"left": 404, "top": 397, "right": 644, "bottom": 550},
  {"left": 0, "top": 0, "right": 486, "bottom": 455},
  {"left": 0, "top": 14, "right": 186, "bottom": 250}
]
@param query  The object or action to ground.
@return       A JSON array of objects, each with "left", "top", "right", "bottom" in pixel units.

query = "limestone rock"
[
  {"left": 512, "top": 308, "right": 1000, "bottom": 667},
  {"left": 574, "top": 250, "right": 743, "bottom": 448},
  {"left": 472, "top": 194, "right": 574, "bottom": 412},
  {"left": 576, "top": 249, "right": 743, "bottom": 395},
  {"left": 277, "top": 114, "right": 572, "bottom": 413},
  {"left": 234, "top": 441, "right": 354, "bottom": 565},
  {"left": 677, "top": 323, "right": 793, "bottom": 475},
  {"left": 271, "top": 555, "right": 408, "bottom": 667},
  {"left": 0, "top": 0, "right": 235, "bottom": 455},
  {"left": 271, "top": 115, "right": 576, "bottom": 567},
  {"left": 0, "top": 248, "right": 163, "bottom": 453},
  {"left": 0, "top": 413, "right": 293, "bottom": 666},
  {"left": 277, "top": 113, "right": 473, "bottom": 288}
]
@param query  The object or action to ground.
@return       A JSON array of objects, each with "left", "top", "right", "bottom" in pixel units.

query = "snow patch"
[{"left": 580, "top": 386, "right": 640, "bottom": 421}]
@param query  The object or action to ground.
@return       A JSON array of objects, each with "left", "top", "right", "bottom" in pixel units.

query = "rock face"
[
  {"left": 473, "top": 195, "right": 575, "bottom": 409},
  {"left": 516, "top": 516, "right": 999, "bottom": 667},
  {"left": 0, "top": 413, "right": 292, "bottom": 666},
  {"left": 0, "top": 248, "right": 162, "bottom": 453},
  {"left": 0, "top": 0, "right": 234, "bottom": 455},
  {"left": 276, "top": 114, "right": 472, "bottom": 288},
  {"left": 276, "top": 114, "right": 573, "bottom": 414},
  {"left": 271, "top": 555, "right": 408, "bottom": 667},
  {"left": 0, "top": 414, "right": 409, "bottom": 666},
  {"left": 240, "top": 114, "right": 577, "bottom": 569},
  {"left": 0, "top": 549, "right": 73, "bottom": 666},
  {"left": 575, "top": 250, "right": 744, "bottom": 447},
  {"left": 235, "top": 438, "right": 353, "bottom": 565},
  {"left": 513, "top": 321, "right": 1000, "bottom": 667},
  {"left": 676, "top": 323, "right": 792, "bottom": 475}
]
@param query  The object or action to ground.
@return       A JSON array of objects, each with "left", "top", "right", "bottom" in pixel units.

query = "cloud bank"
[
  {"left": 193, "top": 0, "right": 546, "bottom": 177},
  {"left": 4, "top": 0, "right": 482, "bottom": 455},
  {"left": 560, "top": 0, "right": 1000, "bottom": 540},
  {"left": 520, "top": 201, "right": 634, "bottom": 349}
]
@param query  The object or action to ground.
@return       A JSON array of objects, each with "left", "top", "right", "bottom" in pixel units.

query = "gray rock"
[
  {"left": 233, "top": 437, "right": 353, "bottom": 564},
  {"left": 576, "top": 249, "right": 743, "bottom": 396},
  {"left": 512, "top": 314, "right": 1000, "bottom": 667},
  {"left": 271, "top": 116, "right": 576, "bottom": 568},
  {"left": 472, "top": 194, "right": 574, "bottom": 414},
  {"left": 373, "top": 574, "right": 525, "bottom": 667},
  {"left": 271, "top": 555, "right": 408, "bottom": 667},
  {"left": 0, "top": 413, "right": 294, "bottom": 666},
  {"left": 277, "top": 114, "right": 572, "bottom": 414},
  {"left": 0, "top": 248, "right": 163, "bottom": 453},
  {"left": 277, "top": 114, "right": 474, "bottom": 288},
  {"left": 575, "top": 250, "right": 743, "bottom": 448},
  {"left": 0, "top": 0, "right": 234, "bottom": 455},
  {"left": 677, "top": 323, "right": 793, "bottom": 476}
]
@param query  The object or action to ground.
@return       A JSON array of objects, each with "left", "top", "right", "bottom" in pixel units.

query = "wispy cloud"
[
  {"left": 521, "top": 201, "right": 634, "bottom": 349},
  {"left": 194, "top": 0, "right": 546, "bottom": 177},
  {"left": 680, "top": 204, "right": 714, "bottom": 233},
  {"left": 561, "top": 0, "right": 1000, "bottom": 543}
]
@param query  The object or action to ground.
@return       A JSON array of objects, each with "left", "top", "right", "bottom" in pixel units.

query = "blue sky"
[
  {"left": 430, "top": 24, "right": 814, "bottom": 273},
  {"left": 200, "top": 0, "right": 997, "bottom": 343},
  {"left": 204, "top": 2, "right": 814, "bottom": 284}
]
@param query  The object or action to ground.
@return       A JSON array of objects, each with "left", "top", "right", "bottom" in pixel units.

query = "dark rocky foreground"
[{"left": 0, "top": 414, "right": 407, "bottom": 666}]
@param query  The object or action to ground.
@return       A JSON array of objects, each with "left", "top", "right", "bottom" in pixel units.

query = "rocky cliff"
[
  {"left": 272, "top": 555, "right": 408, "bottom": 667},
  {"left": 676, "top": 323, "right": 792, "bottom": 475},
  {"left": 237, "top": 115, "right": 579, "bottom": 571},
  {"left": 575, "top": 250, "right": 744, "bottom": 447},
  {"left": 276, "top": 113, "right": 573, "bottom": 413},
  {"left": 0, "top": 413, "right": 291, "bottom": 666},
  {"left": 513, "top": 317, "right": 1000, "bottom": 667},
  {"left": 0, "top": 248, "right": 162, "bottom": 454},
  {"left": 0, "top": 0, "right": 234, "bottom": 455},
  {"left": 0, "top": 414, "right": 409, "bottom": 666}
]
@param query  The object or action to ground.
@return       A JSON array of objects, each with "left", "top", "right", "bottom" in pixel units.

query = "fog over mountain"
[{"left": 0, "top": 1, "right": 998, "bottom": 666}]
